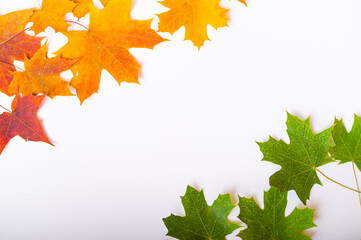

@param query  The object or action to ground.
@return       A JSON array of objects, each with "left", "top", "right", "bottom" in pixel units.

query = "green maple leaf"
[
  {"left": 163, "top": 186, "right": 240, "bottom": 240},
  {"left": 257, "top": 113, "right": 333, "bottom": 204},
  {"left": 237, "top": 187, "right": 316, "bottom": 240},
  {"left": 329, "top": 115, "right": 361, "bottom": 171}
]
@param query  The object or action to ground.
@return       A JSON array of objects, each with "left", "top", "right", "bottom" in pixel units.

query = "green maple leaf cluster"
[
  {"left": 259, "top": 113, "right": 361, "bottom": 205},
  {"left": 164, "top": 113, "right": 361, "bottom": 239},
  {"left": 163, "top": 186, "right": 315, "bottom": 240}
]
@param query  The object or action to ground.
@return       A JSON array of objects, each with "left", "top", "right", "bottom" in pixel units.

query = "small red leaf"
[{"left": 0, "top": 94, "right": 53, "bottom": 155}]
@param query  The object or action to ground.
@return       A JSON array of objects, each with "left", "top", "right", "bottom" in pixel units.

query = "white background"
[{"left": 1, "top": 0, "right": 361, "bottom": 239}]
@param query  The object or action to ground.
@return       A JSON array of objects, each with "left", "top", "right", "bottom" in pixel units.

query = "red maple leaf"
[
  {"left": 0, "top": 94, "right": 53, "bottom": 155},
  {"left": 0, "top": 9, "right": 42, "bottom": 96}
]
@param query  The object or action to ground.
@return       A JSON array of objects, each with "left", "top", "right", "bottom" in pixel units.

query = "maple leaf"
[
  {"left": 329, "top": 115, "right": 361, "bottom": 172},
  {"left": 257, "top": 113, "right": 334, "bottom": 204},
  {"left": 163, "top": 186, "right": 240, "bottom": 240},
  {"left": 0, "top": 94, "right": 53, "bottom": 155},
  {"left": 30, "top": 0, "right": 76, "bottom": 35},
  {"left": 237, "top": 187, "right": 316, "bottom": 239},
  {"left": 55, "top": 0, "right": 166, "bottom": 103},
  {"left": 0, "top": 9, "right": 42, "bottom": 96},
  {"left": 157, "top": 0, "right": 236, "bottom": 48},
  {"left": 71, "top": 0, "right": 110, "bottom": 18},
  {"left": 8, "top": 44, "right": 76, "bottom": 98}
]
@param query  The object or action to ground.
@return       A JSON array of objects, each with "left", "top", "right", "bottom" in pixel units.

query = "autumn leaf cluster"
[
  {"left": 0, "top": 0, "right": 247, "bottom": 154},
  {"left": 1, "top": 0, "right": 359, "bottom": 239}
]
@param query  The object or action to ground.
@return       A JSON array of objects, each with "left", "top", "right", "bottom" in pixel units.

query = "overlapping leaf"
[
  {"left": 8, "top": 44, "right": 76, "bottom": 98},
  {"left": 71, "top": 0, "right": 110, "bottom": 18},
  {"left": 157, "top": 0, "right": 246, "bottom": 48},
  {"left": 0, "top": 94, "right": 52, "bottom": 154},
  {"left": 56, "top": 0, "right": 166, "bottom": 103},
  {"left": 163, "top": 186, "right": 240, "bottom": 240},
  {"left": 30, "top": 0, "right": 76, "bottom": 34},
  {"left": 238, "top": 187, "right": 316, "bottom": 239},
  {"left": 0, "top": 9, "right": 42, "bottom": 96},
  {"left": 258, "top": 113, "right": 334, "bottom": 204},
  {"left": 329, "top": 115, "right": 361, "bottom": 171}
]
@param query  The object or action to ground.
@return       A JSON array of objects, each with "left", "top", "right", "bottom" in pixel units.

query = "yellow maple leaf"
[
  {"left": 30, "top": 0, "right": 76, "bottom": 34},
  {"left": 157, "top": 0, "right": 246, "bottom": 48}
]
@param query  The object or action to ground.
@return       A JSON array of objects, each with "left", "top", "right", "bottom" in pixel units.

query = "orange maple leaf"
[
  {"left": 71, "top": 0, "right": 110, "bottom": 18},
  {"left": 30, "top": 0, "right": 77, "bottom": 34},
  {"left": 55, "top": 0, "right": 166, "bottom": 104},
  {"left": 8, "top": 44, "right": 77, "bottom": 98},
  {"left": 157, "top": 0, "right": 246, "bottom": 48},
  {"left": 0, "top": 94, "right": 53, "bottom": 155},
  {"left": 0, "top": 9, "right": 42, "bottom": 96}
]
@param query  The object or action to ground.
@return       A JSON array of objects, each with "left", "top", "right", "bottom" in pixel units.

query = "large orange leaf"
[
  {"left": 0, "top": 9, "right": 42, "bottom": 96},
  {"left": 71, "top": 0, "right": 110, "bottom": 18},
  {"left": 30, "top": 0, "right": 76, "bottom": 34},
  {"left": 56, "top": 0, "right": 166, "bottom": 103},
  {"left": 0, "top": 94, "right": 53, "bottom": 155},
  {"left": 157, "top": 0, "right": 246, "bottom": 48},
  {"left": 8, "top": 44, "right": 77, "bottom": 98}
]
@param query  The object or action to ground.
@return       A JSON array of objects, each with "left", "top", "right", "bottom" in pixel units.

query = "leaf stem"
[
  {"left": 316, "top": 168, "right": 361, "bottom": 193},
  {"left": 0, "top": 105, "right": 11, "bottom": 113},
  {"left": 0, "top": 59, "right": 26, "bottom": 72},
  {"left": 352, "top": 161, "right": 361, "bottom": 207},
  {"left": 0, "top": 27, "right": 32, "bottom": 47},
  {"left": 65, "top": 20, "right": 90, "bottom": 32}
]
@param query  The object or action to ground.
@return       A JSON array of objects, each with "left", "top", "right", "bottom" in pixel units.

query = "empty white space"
[{"left": 1, "top": 0, "right": 361, "bottom": 239}]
